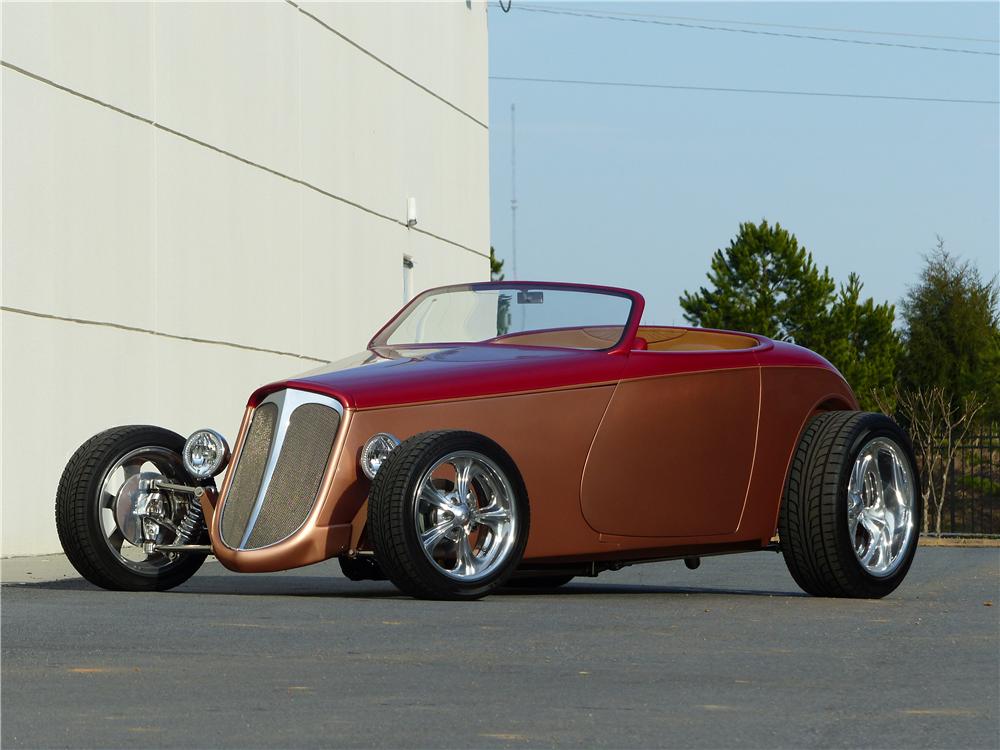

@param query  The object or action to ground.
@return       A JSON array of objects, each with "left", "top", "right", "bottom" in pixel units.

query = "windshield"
[{"left": 371, "top": 284, "right": 636, "bottom": 351}]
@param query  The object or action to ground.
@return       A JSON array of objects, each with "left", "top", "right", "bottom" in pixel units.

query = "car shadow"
[
  {"left": 499, "top": 582, "right": 807, "bottom": 598},
  {"left": 3, "top": 576, "right": 806, "bottom": 599}
]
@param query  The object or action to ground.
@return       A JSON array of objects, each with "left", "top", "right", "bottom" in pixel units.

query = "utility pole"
[{"left": 510, "top": 102, "right": 517, "bottom": 280}]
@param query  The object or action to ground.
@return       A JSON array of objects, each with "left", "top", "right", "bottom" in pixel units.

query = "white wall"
[{"left": 1, "top": 1, "right": 490, "bottom": 557}]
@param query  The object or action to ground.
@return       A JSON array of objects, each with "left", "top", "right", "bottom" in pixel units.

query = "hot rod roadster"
[{"left": 56, "top": 282, "right": 920, "bottom": 600}]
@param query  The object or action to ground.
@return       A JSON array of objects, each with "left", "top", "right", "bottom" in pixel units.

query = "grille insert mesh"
[
  {"left": 244, "top": 404, "right": 341, "bottom": 549},
  {"left": 220, "top": 403, "right": 278, "bottom": 548}
]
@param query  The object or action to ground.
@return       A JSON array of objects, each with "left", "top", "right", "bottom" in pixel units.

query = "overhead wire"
[
  {"left": 489, "top": 75, "right": 1000, "bottom": 105},
  {"left": 519, "top": 3, "right": 1000, "bottom": 45},
  {"left": 510, "top": 5, "right": 1000, "bottom": 57}
]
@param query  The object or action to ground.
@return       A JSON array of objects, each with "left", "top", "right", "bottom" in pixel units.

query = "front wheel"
[
  {"left": 779, "top": 411, "right": 921, "bottom": 598},
  {"left": 55, "top": 425, "right": 207, "bottom": 591},
  {"left": 368, "top": 431, "right": 530, "bottom": 600}
]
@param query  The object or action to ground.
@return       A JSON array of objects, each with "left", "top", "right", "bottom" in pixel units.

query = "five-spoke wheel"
[
  {"left": 847, "top": 437, "right": 916, "bottom": 578},
  {"left": 779, "top": 411, "right": 920, "bottom": 598},
  {"left": 368, "top": 431, "right": 529, "bottom": 599},
  {"left": 414, "top": 452, "right": 519, "bottom": 582}
]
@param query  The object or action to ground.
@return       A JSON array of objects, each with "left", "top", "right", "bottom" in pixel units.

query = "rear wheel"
[
  {"left": 779, "top": 411, "right": 920, "bottom": 598},
  {"left": 56, "top": 425, "right": 207, "bottom": 591},
  {"left": 368, "top": 431, "right": 530, "bottom": 600}
]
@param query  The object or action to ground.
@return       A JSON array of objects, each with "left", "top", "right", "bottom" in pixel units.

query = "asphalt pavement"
[{"left": 2, "top": 547, "right": 998, "bottom": 749}]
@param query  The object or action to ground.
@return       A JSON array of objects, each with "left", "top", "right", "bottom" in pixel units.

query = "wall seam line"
[
  {"left": 1, "top": 306, "right": 329, "bottom": 364},
  {"left": 1, "top": 60, "right": 489, "bottom": 261},
  {"left": 287, "top": 0, "right": 489, "bottom": 130}
]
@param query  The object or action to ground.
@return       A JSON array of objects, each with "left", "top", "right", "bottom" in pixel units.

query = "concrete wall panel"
[
  {"left": 2, "top": 70, "right": 155, "bottom": 329},
  {"left": 1, "top": 1, "right": 490, "bottom": 557},
  {"left": 153, "top": 1, "right": 302, "bottom": 177},
  {"left": 299, "top": 1, "right": 489, "bottom": 125},
  {"left": 1, "top": 1, "right": 153, "bottom": 118},
  {"left": 298, "top": 188, "right": 404, "bottom": 357},
  {"left": 0, "top": 311, "right": 306, "bottom": 557},
  {"left": 299, "top": 15, "right": 489, "bottom": 254},
  {"left": 153, "top": 129, "right": 304, "bottom": 354}
]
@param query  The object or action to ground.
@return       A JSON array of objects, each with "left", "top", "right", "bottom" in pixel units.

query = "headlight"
[
  {"left": 182, "top": 429, "right": 231, "bottom": 479},
  {"left": 360, "top": 433, "right": 400, "bottom": 480}
]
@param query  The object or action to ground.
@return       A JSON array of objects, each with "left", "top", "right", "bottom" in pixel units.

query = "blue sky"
[{"left": 487, "top": 2, "right": 1000, "bottom": 325}]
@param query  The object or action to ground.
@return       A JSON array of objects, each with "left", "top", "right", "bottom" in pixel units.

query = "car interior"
[{"left": 491, "top": 325, "right": 759, "bottom": 352}]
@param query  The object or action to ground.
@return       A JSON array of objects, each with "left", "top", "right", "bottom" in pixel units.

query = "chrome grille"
[
  {"left": 220, "top": 402, "right": 277, "bottom": 548},
  {"left": 245, "top": 404, "right": 341, "bottom": 549},
  {"left": 219, "top": 390, "right": 343, "bottom": 550}
]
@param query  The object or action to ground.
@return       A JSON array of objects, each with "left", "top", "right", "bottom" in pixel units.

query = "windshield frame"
[{"left": 368, "top": 281, "right": 646, "bottom": 354}]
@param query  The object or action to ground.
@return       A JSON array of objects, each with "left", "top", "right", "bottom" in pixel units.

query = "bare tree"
[{"left": 873, "top": 385, "right": 987, "bottom": 534}]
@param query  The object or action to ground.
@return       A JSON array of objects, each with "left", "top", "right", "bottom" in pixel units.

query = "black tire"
[
  {"left": 506, "top": 574, "right": 575, "bottom": 589},
  {"left": 778, "top": 411, "right": 921, "bottom": 598},
  {"left": 368, "top": 430, "right": 530, "bottom": 600},
  {"left": 55, "top": 425, "right": 207, "bottom": 591}
]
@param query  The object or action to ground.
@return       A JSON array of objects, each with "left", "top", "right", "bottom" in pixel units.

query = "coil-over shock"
[{"left": 174, "top": 496, "right": 205, "bottom": 545}]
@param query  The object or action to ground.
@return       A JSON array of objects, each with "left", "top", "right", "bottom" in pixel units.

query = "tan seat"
[
  {"left": 636, "top": 326, "right": 758, "bottom": 352},
  {"left": 490, "top": 325, "right": 757, "bottom": 352},
  {"left": 491, "top": 326, "right": 624, "bottom": 350}
]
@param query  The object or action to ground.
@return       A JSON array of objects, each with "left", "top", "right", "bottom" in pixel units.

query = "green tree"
[
  {"left": 679, "top": 220, "right": 836, "bottom": 345},
  {"left": 898, "top": 239, "right": 1000, "bottom": 421},
  {"left": 825, "top": 273, "right": 902, "bottom": 408},
  {"left": 680, "top": 220, "right": 899, "bottom": 409}
]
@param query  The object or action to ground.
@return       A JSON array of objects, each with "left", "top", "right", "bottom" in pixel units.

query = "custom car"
[{"left": 56, "top": 281, "right": 920, "bottom": 599}]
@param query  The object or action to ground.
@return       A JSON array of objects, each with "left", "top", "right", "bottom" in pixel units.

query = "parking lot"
[{"left": 2, "top": 547, "right": 997, "bottom": 749}]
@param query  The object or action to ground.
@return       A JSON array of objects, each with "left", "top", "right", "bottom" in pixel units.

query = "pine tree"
[
  {"left": 679, "top": 220, "right": 835, "bottom": 343},
  {"left": 826, "top": 273, "right": 901, "bottom": 407},
  {"left": 680, "top": 220, "right": 899, "bottom": 409},
  {"left": 899, "top": 239, "right": 1000, "bottom": 421}
]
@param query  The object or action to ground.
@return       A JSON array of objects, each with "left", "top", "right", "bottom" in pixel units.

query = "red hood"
[{"left": 252, "top": 344, "right": 629, "bottom": 410}]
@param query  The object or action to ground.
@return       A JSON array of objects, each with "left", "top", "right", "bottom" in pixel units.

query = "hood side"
[{"left": 253, "top": 345, "right": 629, "bottom": 409}]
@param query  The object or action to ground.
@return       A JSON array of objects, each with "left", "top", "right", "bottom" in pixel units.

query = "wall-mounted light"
[{"left": 406, "top": 197, "right": 418, "bottom": 227}]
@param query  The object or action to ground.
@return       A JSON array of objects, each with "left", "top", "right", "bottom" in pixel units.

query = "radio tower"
[{"left": 510, "top": 103, "right": 518, "bottom": 280}]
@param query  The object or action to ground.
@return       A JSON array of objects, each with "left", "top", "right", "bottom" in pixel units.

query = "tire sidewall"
[
  {"left": 834, "top": 414, "right": 922, "bottom": 597},
  {"left": 77, "top": 426, "right": 206, "bottom": 586},
  {"left": 391, "top": 432, "right": 530, "bottom": 599}
]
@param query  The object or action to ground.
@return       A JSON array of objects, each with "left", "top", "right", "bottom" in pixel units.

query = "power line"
[
  {"left": 511, "top": 5, "right": 1000, "bottom": 57},
  {"left": 490, "top": 75, "right": 1000, "bottom": 105},
  {"left": 519, "top": 3, "right": 1000, "bottom": 45}
]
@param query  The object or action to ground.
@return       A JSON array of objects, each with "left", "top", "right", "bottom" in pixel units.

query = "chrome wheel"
[
  {"left": 97, "top": 447, "right": 190, "bottom": 574},
  {"left": 412, "top": 451, "right": 518, "bottom": 582},
  {"left": 847, "top": 437, "right": 916, "bottom": 577}
]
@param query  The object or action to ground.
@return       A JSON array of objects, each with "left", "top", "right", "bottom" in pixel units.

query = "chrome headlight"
[
  {"left": 182, "top": 429, "right": 231, "bottom": 479},
  {"left": 360, "top": 433, "right": 400, "bottom": 480}
]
